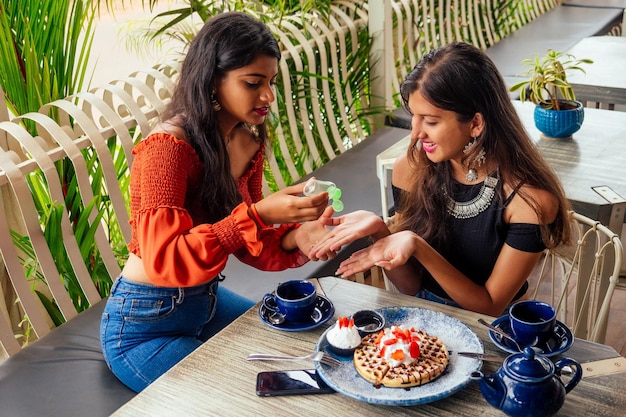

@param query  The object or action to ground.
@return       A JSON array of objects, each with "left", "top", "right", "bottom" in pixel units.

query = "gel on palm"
[{"left": 303, "top": 178, "right": 344, "bottom": 212}]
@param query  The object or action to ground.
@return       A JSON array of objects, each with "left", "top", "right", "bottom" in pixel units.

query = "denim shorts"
[
  {"left": 416, "top": 287, "right": 527, "bottom": 311},
  {"left": 416, "top": 288, "right": 462, "bottom": 308},
  {"left": 100, "top": 276, "right": 254, "bottom": 392}
]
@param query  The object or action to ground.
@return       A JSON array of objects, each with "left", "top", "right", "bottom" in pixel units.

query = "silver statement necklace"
[{"left": 444, "top": 173, "right": 499, "bottom": 219}]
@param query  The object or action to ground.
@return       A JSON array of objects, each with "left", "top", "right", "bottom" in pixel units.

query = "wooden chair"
[
  {"left": 529, "top": 211, "right": 623, "bottom": 344},
  {"left": 343, "top": 265, "right": 387, "bottom": 290}
]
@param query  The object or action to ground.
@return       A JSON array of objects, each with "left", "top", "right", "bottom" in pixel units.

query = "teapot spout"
[{"left": 472, "top": 371, "right": 506, "bottom": 410}]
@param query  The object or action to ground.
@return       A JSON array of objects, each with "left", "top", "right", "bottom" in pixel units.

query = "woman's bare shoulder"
[
  {"left": 391, "top": 153, "right": 413, "bottom": 190},
  {"left": 505, "top": 183, "right": 559, "bottom": 224},
  {"left": 150, "top": 119, "right": 189, "bottom": 143}
]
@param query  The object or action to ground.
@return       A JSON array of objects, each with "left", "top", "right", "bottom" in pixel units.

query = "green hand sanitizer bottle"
[{"left": 303, "top": 178, "right": 344, "bottom": 212}]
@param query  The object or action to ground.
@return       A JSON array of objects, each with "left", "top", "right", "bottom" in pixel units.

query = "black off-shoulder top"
[{"left": 392, "top": 178, "right": 545, "bottom": 300}]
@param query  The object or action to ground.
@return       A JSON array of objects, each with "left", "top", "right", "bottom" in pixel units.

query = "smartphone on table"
[{"left": 256, "top": 369, "right": 334, "bottom": 396}]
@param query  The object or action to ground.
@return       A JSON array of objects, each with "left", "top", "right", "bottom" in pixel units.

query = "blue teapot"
[{"left": 471, "top": 347, "right": 582, "bottom": 417}]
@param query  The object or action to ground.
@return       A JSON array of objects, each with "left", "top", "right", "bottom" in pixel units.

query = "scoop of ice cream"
[{"left": 327, "top": 317, "right": 361, "bottom": 349}]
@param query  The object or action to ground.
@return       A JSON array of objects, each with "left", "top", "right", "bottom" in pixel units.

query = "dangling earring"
[
  {"left": 464, "top": 137, "right": 486, "bottom": 182},
  {"left": 211, "top": 89, "right": 221, "bottom": 111},
  {"left": 248, "top": 124, "right": 259, "bottom": 137}
]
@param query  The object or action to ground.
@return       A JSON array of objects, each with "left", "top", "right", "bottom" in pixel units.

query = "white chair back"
[
  {"left": 531, "top": 211, "right": 623, "bottom": 344},
  {"left": 0, "top": 63, "right": 177, "bottom": 357}
]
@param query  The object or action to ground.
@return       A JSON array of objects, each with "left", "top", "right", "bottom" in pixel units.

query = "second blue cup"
[{"left": 509, "top": 300, "right": 556, "bottom": 347}]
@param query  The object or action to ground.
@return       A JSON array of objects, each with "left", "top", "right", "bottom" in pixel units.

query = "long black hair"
[
  {"left": 161, "top": 12, "right": 281, "bottom": 222},
  {"left": 396, "top": 42, "right": 570, "bottom": 249}
]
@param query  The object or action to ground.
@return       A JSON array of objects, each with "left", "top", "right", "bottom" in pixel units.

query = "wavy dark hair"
[
  {"left": 161, "top": 12, "right": 281, "bottom": 222},
  {"left": 395, "top": 42, "right": 570, "bottom": 249}
]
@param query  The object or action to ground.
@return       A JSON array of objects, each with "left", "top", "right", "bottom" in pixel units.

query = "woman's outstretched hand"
[
  {"left": 293, "top": 206, "right": 337, "bottom": 261},
  {"left": 308, "top": 210, "right": 388, "bottom": 259},
  {"left": 255, "top": 182, "right": 329, "bottom": 225},
  {"left": 335, "top": 230, "right": 418, "bottom": 277}
]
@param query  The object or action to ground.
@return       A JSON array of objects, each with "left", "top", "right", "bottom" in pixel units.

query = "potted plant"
[{"left": 509, "top": 50, "right": 593, "bottom": 139}]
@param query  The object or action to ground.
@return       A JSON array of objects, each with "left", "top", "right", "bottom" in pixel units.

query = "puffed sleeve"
[
  {"left": 233, "top": 143, "right": 309, "bottom": 270},
  {"left": 130, "top": 134, "right": 310, "bottom": 287},
  {"left": 130, "top": 135, "right": 263, "bottom": 286},
  {"left": 137, "top": 203, "right": 263, "bottom": 287},
  {"left": 234, "top": 223, "right": 309, "bottom": 270}
]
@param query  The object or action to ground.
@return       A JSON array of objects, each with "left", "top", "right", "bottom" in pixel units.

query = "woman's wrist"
[
  {"left": 370, "top": 225, "right": 392, "bottom": 243},
  {"left": 280, "top": 229, "right": 298, "bottom": 251},
  {"left": 248, "top": 203, "right": 270, "bottom": 229}
]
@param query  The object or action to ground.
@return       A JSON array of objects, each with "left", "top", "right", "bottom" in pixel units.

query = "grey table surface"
[
  {"left": 566, "top": 36, "right": 626, "bottom": 106},
  {"left": 111, "top": 277, "right": 626, "bottom": 417},
  {"left": 513, "top": 100, "right": 626, "bottom": 233}
]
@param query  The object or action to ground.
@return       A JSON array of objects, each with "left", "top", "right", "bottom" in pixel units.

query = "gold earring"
[{"left": 211, "top": 89, "right": 221, "bottom": 111}]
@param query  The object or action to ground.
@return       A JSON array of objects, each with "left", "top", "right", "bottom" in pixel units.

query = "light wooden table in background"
[
  {"left": 566, "top": 36, "right": 626, "bottom": 108},
  {"left": 112, "top": 277, "right": 625, "bottom": 416}
]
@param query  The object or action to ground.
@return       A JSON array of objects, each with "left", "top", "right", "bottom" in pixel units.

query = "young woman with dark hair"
[
  {"left": 310, "top": 42, "right": 571, "bottom": 317},
  {"left": 101, "top": 12, "right": 333, "bottom": 392}
]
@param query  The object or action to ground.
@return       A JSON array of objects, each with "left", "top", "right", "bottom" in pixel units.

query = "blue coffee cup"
[
  {"left": 262, "top": 280, "right": 317, "bottom": 322},
  {"left": 509, "top": 300, "right": 557, "bottom": 347}
]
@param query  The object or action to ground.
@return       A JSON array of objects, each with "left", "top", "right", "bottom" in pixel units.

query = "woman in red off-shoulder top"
[{"left": 100, "top": 12, "right": 334, "bottom": 392}]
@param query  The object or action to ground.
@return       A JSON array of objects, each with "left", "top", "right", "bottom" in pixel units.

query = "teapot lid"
[{"left": 503, "top": 347, "right": 554, "bottom": 381}]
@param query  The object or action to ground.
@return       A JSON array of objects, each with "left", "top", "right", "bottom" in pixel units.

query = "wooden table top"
[
  {"left": 112, "top": 277, "right": 625, "bottom": 417},
  {"left": 512, "top": 100, "right": 626, "bottom": 232},
  {"left": 566, "top": 36, "right": 626, "bottom": 106}
]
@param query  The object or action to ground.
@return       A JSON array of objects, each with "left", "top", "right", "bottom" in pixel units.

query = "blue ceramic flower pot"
[{"left": 533, "top": 100, "right": 584, "bottom": 140}]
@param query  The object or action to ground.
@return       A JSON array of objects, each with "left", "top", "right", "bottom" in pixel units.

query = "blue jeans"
[
  {"left": 416, "top": 288, "right": 526, "bottom": 312},
  {"left": 100, "top": 276, "right": 254, "bottom": 392},
  {"left": 416, "top": 288, "right": 462, "bottom": 309}
]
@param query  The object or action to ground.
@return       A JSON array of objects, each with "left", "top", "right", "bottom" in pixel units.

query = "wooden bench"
[{"left": 0, "top": 62, "right": 180, "bottom": 415}]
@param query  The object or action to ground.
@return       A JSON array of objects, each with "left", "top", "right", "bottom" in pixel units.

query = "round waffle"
[{"left": 353, "top": 329, "right": 449, "bottom": 388}]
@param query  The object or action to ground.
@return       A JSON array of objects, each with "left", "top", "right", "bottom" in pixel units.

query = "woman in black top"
[{"left": 309, "top": 42, "right": 571, "bottom": 317}]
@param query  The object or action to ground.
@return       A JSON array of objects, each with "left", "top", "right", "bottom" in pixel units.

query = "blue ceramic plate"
[
  {"left": 314, "top": 306, "right": 483, "bottom": 406},
  {"left": 488, "top": 314, "right": 573, "bottom": 357},
  {"left": 258, "top": 294, "right": 334, "bottom": 332}
]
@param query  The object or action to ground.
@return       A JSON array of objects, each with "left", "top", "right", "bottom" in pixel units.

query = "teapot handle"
[{"left": 555, "top": 357, "right": 582, "bottom": 393}]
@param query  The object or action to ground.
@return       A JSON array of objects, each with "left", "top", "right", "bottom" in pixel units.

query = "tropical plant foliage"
[
  {"left": 1, "top": 0, "right": 374, "bottom": 328},
  {"left": 0, "top": 0, "right": 128, "bottom": 326},
  {"left": 509, "top": 49, "right": 593, "bottom": 110},
  {"left": 266, "top": 23, "right": 378, "bottom": 189},
  {"left": 0, "top": 0, "right": 96, "bottom": 120},
  {"left": 487, "top": 0, "right": 525, "bottom": 40},
  {"left": 1, "top": 0, "right": 546, "bottom": 330}
]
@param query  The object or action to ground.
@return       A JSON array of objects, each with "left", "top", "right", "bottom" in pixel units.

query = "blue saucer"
[
  {"left": 488, "top": 314, "right": 573, "bottom": 357},
  {"left": 258, "top": 294, "right": 334, "bottom": 332}
]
